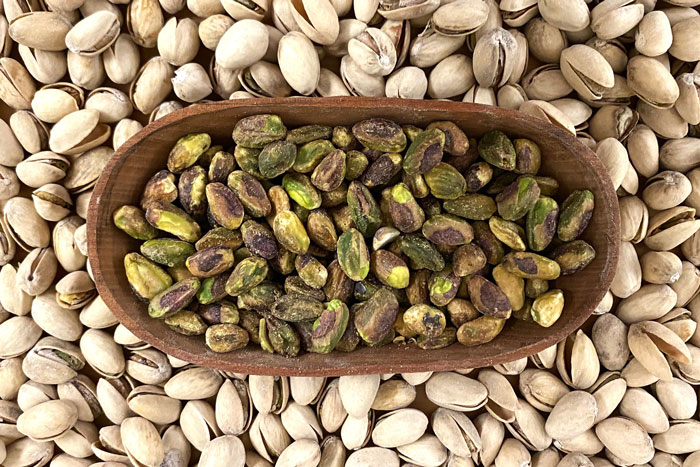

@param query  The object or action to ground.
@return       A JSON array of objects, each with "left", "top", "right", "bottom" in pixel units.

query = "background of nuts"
[{"left": 0, "top": 0, "right": 700, "bottom": 465}]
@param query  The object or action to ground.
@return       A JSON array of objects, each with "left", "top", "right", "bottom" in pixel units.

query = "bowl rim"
[{"left": 87, "top": 97, "right": 620, "bottom": 375}]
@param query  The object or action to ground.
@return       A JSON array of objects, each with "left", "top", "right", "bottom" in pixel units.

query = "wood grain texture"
[{"left": 87, "top": 97, "right": 620, "bottom": 376}]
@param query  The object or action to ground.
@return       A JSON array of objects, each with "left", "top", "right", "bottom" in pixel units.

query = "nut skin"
[
  {"left": 361, "top": 152, "right": 402, "bottom": 188},
  {"left": 234, "top": 146, "right": 264, "bottom": 179},
  {"left": 226, "top": 256, "right": 268, "bottom": 297},
  {"left": 270, "top": 294, "right": 324, "bottom": 322},
  {"left": 467, "top": 275, "right": 512, "bottom": 319},
  {"left": 185, "top": 246, "right": 234, "bottom": 278},
  {"left": 386, "top": 183, "right": 426, "bottom": 233},
  {"left": 227, "top": 171, "right": 272, "bottom": 217},
  {"left": 425, "top": 162, "right": 467, "bottom": 200},
  {"left": 371, "top": 250, "right": 410, "bottom": 289},
  {"left": 492, "top": 263, "right": 525, "bottom": 312},
  {"left": 205, "top": 182, "right": 245, "bottom": 230},
  {"left": 465, "top": 162, "right": 493, "bottom": 192},
  {"left": 232, "top": 114, "right": 286, "bottom": 149},
  {"left": 558, "top": 189, "right": 595, "bottom": 242},
  {"left": 295, "top": 254, "right": 328, "bottom": 289},
  {"left": 495, "top": 176, "right": 541, "bottom": 221},
  {"left": 514, "top": 138, "right": 541, "bottom": 175},
  {"left": 502, "top": 252, "right": 561, "bottom": 280},
  {"left": 294, "top": 139, "right": 335, "bottom": 173},
  {"left": 241, "top": 220, "right": 278, "bottom": 260},
  {"left": 208, "top": 151, "right": 236, "bottom": 184},
  {"left": 352, "top": 118, "right": 407, "bottom": 153},
  {"left": 472, "top": 220, "right": 505, "bottom": 265},
  {"left": 262, "top": 316, "right": 301, "bottom": 357},
  {"left": 205, "top": 323, "right": 249, "bottom": 352},
  {"left": 237, "top": 281, "right": 283, "bottom": 313},
  {"left": 273, "top": 210, "right": 310, "bottom": 255},
  {"left": 403, "top": 127, "right": 445, "bottom": 175},
  {"left": 306, "top": 209, "right": 338, "bottom": 251},
  {"left": 530, "top": 289, "right": 564, "bottom": 327},
  {"left": 551, "top": 240, "right": 596, "bottom": 275},
  {"left": 347, "top": 181, "right": 382, "bottom": 237},
  {"left": 478, "top": 130, "right": 516, "bottom": 170},
  {"left": 526, "top": 278, "right": 549, "bottom": 299},
  {"left": 286, "top": 124, "right": 332, "bottom": 144},
  {"left": 309, "top": 299, "right": 350, "bottom": 354},
  {"left": 453, "top": 243, "right": 487, "bottom": 277},
  {"left": 488, "top": 216, "right": 527, "bottom": 251},
  {"left": 285, "top": 276, "right": 326, "bottom": 302},
  {"left": 337, "top": 228, "right": 370, "bottom": 281},
  {"left": 443, "top": 193, "right": 497, "bottom": 220},
  {"left": 148, "top": 277, "right": 200, "bottom": 318},
  {"left": 404, "top": 304, "right": 447, "bottom": 337},
  {"left": 345, "top": 150, "right": 369, "bottom": 180},
  {"left": 197, "top": 273, "right": 229, "bottom": 304},
  {"left": 447, "top": 298, "right": 480, "bottom": 327},
  {"left": 312, "top": 149, "right": 346, "bottom": 192},
  {"left": 140, "top": 170, "right": 177, "bottom": 209},
  {"left": 526, "top": 196, "right": 559, "bottom": 252},
  {"left": 429, "top": 265, "right": 461, "bottom": 306},
  {"left": 195, "top": 227, "right": 243, "bottom": 251},
  {"left": 324, "top": 259, "right": 354, "bottom": 302},
  {"left": 124, "top": 252, "right": 173, "bottom": 301},
  {"left": 178, "top": 165, "right": 207, "bottom": 218},
  {"left": 426, "top": 121, "right": 469, "bottom": 156},
  {"left": 457, "top": 315, "right": 506, "bottom": 346},
  {"left": 145, "top": 202, "right": 201, "bottom": 242},
  {"left": 398, "top": 234, "right": 445, "bottom": 272},
  {"left": 164, "top": 310, "right": 208, "bottom": 335},
  {"left": 198, "top": 301, "right": 239, "bottom": 325},
  {"left": 282, "top": 173, "right": 322, "bottom": 210},
  {"left": 140, "top": 238, "right": 195, "bottom": 268},
  {"left": 167, "top": 133, "right": 211, "bottom": 174},
  {"left": 354, "top": 287, "right": 400, "bottom": 345},
  {"left": 258, "top": 140, "right": 297, "bottom": 179},
  {"left": 114, "top": 205, "right": 159, "bottom": 240}
]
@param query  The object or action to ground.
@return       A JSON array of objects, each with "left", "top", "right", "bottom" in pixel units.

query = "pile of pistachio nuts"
[
  {"left": 1, "top": 0, "right": 700, "bottom": 464},
  {"left": 114, "top": 115, "right": 597, "bottom": 355}
]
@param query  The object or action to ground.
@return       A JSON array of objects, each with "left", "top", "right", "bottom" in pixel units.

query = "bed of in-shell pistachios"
[
  {"left": 1, "top": 0, "right": 700, "bottom": 464},
  {"left": 114, "top": 115, "right": 597, "bottom": 355}
]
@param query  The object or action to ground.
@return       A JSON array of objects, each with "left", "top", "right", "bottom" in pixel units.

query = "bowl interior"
[{"left": 88, "top": 97, "right": 619, "bottom": 376}]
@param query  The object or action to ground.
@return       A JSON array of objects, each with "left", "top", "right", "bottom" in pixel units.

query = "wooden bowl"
[{"left": 87, "top": 97, "right": 619, "bottom": 376}]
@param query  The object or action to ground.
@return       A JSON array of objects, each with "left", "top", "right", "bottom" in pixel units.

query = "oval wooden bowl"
[{"left": 88, "top": 97, "right": 619, "bottom": 376}]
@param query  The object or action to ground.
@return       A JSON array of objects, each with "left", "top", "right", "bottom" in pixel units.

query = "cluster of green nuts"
[{"left": 112, "top": 114, "right": 596, "bottom": 356}]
